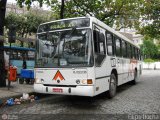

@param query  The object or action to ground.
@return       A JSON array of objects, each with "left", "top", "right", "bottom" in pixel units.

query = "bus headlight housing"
[
  {"left": 87, "top": 79, "right": 93, "bottom": 84},
  {"left": 82, "top": 79, "right": 92, "bottom": 84}
]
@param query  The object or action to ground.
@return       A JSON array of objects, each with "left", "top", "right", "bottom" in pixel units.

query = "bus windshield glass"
[{"left": 36, "top": 28, "right": 92, "bottom": 67}]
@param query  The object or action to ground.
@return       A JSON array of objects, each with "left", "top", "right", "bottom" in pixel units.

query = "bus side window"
[
  {"left": 99, "top": 32, "right": 106, "bottom": 54},
  {"left": 130, "top": 45, "right": 133, "bottom": 59},
  {"left": 115, "top": 37, "right": 121, "bottom": 57},
  {"left": 127, "top": 43, "right": 131, "bottom": 58},
  {"left": 106, "top": 32, "right": 114, "bottom": 56},
  {"left": 135, "top": 48, "right": 138, "bottom": 60},
  {"left": 138, "top": 49, "right": 140, "bottom": 60},
  {"left": 137, "top": 48, "right": 139, "bottom": 60},
  {"left": 122, "top": 40, "right": 127, "bottom": 58}
]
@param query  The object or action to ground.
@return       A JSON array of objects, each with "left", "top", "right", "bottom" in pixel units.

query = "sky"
[{"left": 7, "top": 0, "right": 51, "bottom": 10}]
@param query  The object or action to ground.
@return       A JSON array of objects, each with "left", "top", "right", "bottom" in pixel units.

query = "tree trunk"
[
  {"left": 0, "top": 0, "right": 7, "bottom": 87},
  {"left": 60, "top": 0, "right": 65, "bottom": 19}
]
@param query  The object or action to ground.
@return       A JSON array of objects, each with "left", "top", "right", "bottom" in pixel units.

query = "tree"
[
  {"left": 138, "top": 0, "right": 160, "bottom": 39},
  {"left": 0, "top": 0, "right": 7, "bottom": 87},
  {"left": 51, "top": 0, "right": 143, "bottom": 27},
  {"left": 5, "top": 11, "right": 49, "bottom": 46},
  {"left": 140, "top": 38, "right": 158, "bottom": 59},
  {"left": 16, "top": 0, "right": 143, "bottom": 28},
  {"left": 60, "top": 0, "right": 64, "bottom": 19}
]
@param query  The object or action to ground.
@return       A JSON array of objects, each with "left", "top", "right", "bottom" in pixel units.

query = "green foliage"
[
  {"left": 143, "top": 58, "right": 154, "bottom": 63},
  {"left": 51, "top": 0, "right": 143, "bottom": 27},
  {"left": 5, "top": 11, "right": 49, "bottom": 38},
  {"left": 16, "top": 0, "right": 143, "bottom": 27},
  {"left": 16, "top": 0, "right": 159, "bottom": 38},
  {"left": 138, "top": 0, "right": 160, "bottom": 39},
  {"left": 140, "top": 38, "right": 159, "bottom": 59}
]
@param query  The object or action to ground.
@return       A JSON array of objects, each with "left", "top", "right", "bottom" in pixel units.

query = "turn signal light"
[{"left": 87, "top": 79, "right": 92, "bottom": 84}]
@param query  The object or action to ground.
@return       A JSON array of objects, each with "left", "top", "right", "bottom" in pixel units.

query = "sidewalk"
[{"left": 0, "top": 80, "right": 34, "bottom": 101}]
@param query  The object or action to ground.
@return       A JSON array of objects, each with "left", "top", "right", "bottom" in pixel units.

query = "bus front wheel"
[{"left": 108, "top": 74, "right": 117, "bottom": 98}]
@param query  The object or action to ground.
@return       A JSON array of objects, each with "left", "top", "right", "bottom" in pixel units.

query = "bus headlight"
[
  {"left": 82, "top": 79, "right": 92, "bottom": 84},
  {"left": 82, "top": 80, "right": 87, "bottom": 84}
]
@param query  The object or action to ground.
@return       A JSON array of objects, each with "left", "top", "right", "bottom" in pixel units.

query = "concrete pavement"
[{"left": 0, "top": 80, "right": 34, "bottom": 101}]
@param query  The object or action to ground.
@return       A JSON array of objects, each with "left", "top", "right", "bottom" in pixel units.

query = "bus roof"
[
  {"left": 2, "top": 46, "right": 35, "bottom": 51},
  {"left": 39, "top": 16, "right": 139, "bottom": 48}
]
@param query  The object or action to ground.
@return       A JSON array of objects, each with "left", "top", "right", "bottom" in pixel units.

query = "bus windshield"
[{"left": 36, "top": 28, "right": 93, "bottom": 67}]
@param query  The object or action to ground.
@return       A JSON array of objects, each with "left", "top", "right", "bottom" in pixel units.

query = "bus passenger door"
[{"left": 93, "top": 25, "right": 108, "bottom": 95}]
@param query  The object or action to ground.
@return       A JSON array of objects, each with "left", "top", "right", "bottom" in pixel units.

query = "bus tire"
[
  {"left": 131, "top": 70, "right": 138, "bottom": 85},
  {"left": 108, "top": 74, "right": 117, "bottom": 98}
]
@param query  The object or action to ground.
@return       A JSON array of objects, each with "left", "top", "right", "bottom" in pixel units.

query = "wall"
[{"left": 143, "top": 62, "right": 160, "bottom": 70}]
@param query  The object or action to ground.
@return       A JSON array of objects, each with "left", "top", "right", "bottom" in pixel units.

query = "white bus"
[{"left": 34, "top": 16, "right": 142, "bottom": 98}]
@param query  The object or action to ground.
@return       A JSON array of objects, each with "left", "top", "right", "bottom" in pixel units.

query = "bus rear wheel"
[{"left": 108, "top": 74, "right": 117, "bottom": 98}]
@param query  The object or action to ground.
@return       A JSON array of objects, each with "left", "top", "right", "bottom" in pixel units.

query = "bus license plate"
[{"left": 53, "top": 88, "right": 63, "bottom": 93}]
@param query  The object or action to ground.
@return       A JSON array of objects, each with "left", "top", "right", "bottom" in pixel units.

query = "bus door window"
[
  {"left": 93, "top": 25, "right": 106, "bottom": 66},
  {"left": 93, "top": 28, "right": 100, "bottom": 53},
  {"left": 106, "top": 32, "right": 114, "bottom": 56}
]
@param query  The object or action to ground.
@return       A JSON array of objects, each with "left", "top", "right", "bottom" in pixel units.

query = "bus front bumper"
[{"left": 34, "top": 84, "right": 94, "bottom": 97}]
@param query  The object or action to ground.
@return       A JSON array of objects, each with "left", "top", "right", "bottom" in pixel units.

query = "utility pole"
[
  {"left": 60, "top": 0, "right": 64, "bottom": 19},
  {"left": 0, "top": 0, "right": 7, "bottom": 87}
]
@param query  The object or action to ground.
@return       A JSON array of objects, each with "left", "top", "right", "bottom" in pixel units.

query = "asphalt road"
[{"left": 0, "top": 70, "right": 160, "bottom": 120}]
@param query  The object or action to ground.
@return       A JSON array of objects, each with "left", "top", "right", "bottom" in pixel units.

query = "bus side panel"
[
  {"left": 95, "top": 77, "right": 110, "bottom": 96},
  {"left": 94, "top": 56, "right": 111, "bottom": 95},
  {"left": 87, "top": 67, "right": 96, "bottom": 96},
  {"left": 122, "top": 59, "right": 133, "bottom": 83}
]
